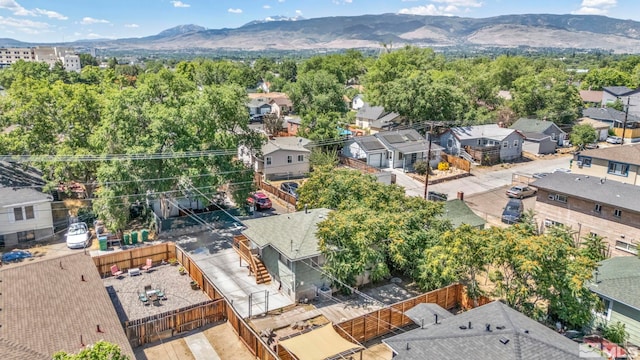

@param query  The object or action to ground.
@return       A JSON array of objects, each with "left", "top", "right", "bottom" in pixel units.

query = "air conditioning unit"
[
  {"left": 544, "top": 219, "right": 553, "bottom": 227},
  {"left": 576, "top": 161, "right": 583, "bottom": 167}
]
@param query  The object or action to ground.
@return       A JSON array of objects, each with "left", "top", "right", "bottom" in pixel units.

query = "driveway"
[{"left": 394, "top": 155, "right": 572, "bottom": 199}]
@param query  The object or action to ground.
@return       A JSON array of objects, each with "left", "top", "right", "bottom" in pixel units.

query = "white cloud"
[
  {"left": 0, "top": 15, "right": 51, "bottom": 34},
  {"left": 124, "top": 23, "right": 139, "bottom": 28},
  {"left": 263, "top": 5, "right": 271, "bottom": 9},
  {"left": 171, "top": 1, "right": 190, "bottom": 8},
  {"left": 295, "top": 9, "right": 303, "bottom": 15},
  {"left": 571, "top": 0, "right": 617, "bottom": 15},
  {"left": 86, "top": 33, "right": 115, "bottom": 39},
  {"left": 228, "top": 8, "right": 242, "bottom": 14},
  {"left": 80, "top": 17, "right": 109, "bottom": 25},
  {"left": 432, "top": 0, "right": 482, "bottom": 7},
  {"left": 34, "top": 8, "right": 67, "bottom": 20},
  {"left": 0, "top": 0, "right": 32, "bottom": 16},
  {"left": 278, "top": 0, "right": 285, "bottom": 3},
  {"left": 398, "top": 4, "right": 449, "bottom": 16}
]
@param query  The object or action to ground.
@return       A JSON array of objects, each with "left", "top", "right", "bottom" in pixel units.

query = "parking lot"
[{"left": 463, "top": 184, "right": 538, "bottom": 228}]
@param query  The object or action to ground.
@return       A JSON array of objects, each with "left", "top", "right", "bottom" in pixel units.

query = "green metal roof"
[{"left": 441, "top": 199, "right": 486, "bottom": 229}]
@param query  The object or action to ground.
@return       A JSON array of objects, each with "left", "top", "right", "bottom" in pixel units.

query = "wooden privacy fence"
[
  {"left": 174, "top": 246, "right": 223, "bottom": 301},
  {"left": 339, "top": 155, "right": 381, "bottom": 174},
  {"left": 441, "top": 153, "right": 471, "bottom": 172},
  {"left": 93, "top": 242, "right": 176, "bottom": 277},
  {"left": 124, "top": 300, "right": 226, "bottom": 347}
]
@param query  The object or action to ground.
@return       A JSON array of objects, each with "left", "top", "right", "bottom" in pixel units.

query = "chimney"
[
  {"left": 486, "top": 324, "right": 492, "bottom": 332},
  {"left": 434, "top": 314, "right": 438, "bottom": 325},
  {"left": 97, "top": 324, "right": 103, "bottom": 333},
  {"left": 81, "top": 275, "right": 86, "bottom": 282},
  {"left": 80, "top": 335, "right": 85, "bottom": 347},
  {"left": 59, "top": 261, "right": 64, "bottom": 270},
  {"left": 468, "top": 321, "right": 472, "bottom": 329},
  {"left": 457, "top": 191, "right": 464, "bottom": 201}
]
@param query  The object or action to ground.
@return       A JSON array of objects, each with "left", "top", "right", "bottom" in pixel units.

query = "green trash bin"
[
  {"left": 131, "top": 231, "right": 138, "bottom": 245},
  {"left": 123, "top": 233, "right": 130, "bottom": 245},
  {"left": 98, "top": 236, "right": 108, "bottom": 251},
  {"left": 141, "top": 229, "right": 149, "bottom": 242}
]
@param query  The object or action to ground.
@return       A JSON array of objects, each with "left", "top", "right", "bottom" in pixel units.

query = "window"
[
  {"left": 577, "top": 156, "right": 592, "bottom": 167},
  {"left": 0, "top": 235, "right": 4, "bottom": 249},
  {"left": 502, "top": 141, "right": 508, "bottom": 148},
  {"left": 265, "top": 157, "right": 272, "bottom": 166},
  {"left": 17, "top": 230, "right": 35, "bottom": 243},
  {"left": 477, "top": 139, "right": 482, "bottom": 146},
  {"left": 615, "top": 240, "right": 638, "bottom": 255},
  {"left": 594, "top": 204, "right": 602, "bottom": 213},
  {"left": 12, "top": 206, "right": 35, "bottom": 221},
  {"left": 287, "top": 155, "right": 292, "bottom": 164},
  {"left": 608, "top": 161, "right": 629, "bottom": 176},
  {"left": 25, "top": 206, "right": 34, "bottom": 219},
  {"left": 554, "top": 194, "right": 567, "bottom": 203},
  {"left": 13, "top": 207, "right": 23, "bottom": 221},
  {"left": 297, "top": 154, "right": 304, "bottom": 162},
  {"left": 596, "top": 298, "right": 612, "bottom": 320},
  {"left": 513, "top": 139, "right": 519, "bottom": 147},
  {"left": 398, "top": 153, "right": 403, "bottom": 160},
  {"left": 544, "top": 219, "right": 564, "bottom": 228},
  {"left": 551, "top": 133, "right": 556, "bottom": 140},
  {"left": 614, "top": 209, "right": 622, "bottom": 218}
]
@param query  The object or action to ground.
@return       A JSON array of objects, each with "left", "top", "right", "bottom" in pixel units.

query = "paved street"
[{"left": 393, "top": 155, "right": 573, "bottom": 199}]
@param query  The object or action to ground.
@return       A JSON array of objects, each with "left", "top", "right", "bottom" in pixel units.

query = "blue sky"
[{"left": 0, "top": 0, "right": 638, "bottom": 43}]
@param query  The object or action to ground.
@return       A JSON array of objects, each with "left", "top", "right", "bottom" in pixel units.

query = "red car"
[{"left": 247, "top": 192, "right": 272, "bottom": 210}]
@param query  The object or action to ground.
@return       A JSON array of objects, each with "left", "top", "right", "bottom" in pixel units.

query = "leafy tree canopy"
[{"left": 53, "top": 340, "right": 129, "bottom": 360}]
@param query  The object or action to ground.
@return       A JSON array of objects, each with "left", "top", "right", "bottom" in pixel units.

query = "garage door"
[{"left": 370, "top": 153, "right": 383, "bottom": 167}]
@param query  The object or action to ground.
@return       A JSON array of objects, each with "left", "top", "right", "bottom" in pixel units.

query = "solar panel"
[
  {"left": 383, "top": 134, "right": 404, "bottom": 144},
  {"left": 361, "top": 139, "right": 385, "bottom": 150},
  {"left": 404, "top": 134, "right": 417, "bottom": 141}
]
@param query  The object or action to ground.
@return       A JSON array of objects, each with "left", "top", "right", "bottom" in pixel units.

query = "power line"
[{"left": 0, "top": 149, "right": 237, "bottom": 163}]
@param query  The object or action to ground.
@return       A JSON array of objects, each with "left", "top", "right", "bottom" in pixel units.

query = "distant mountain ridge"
[
  {"left": 4, "top": 13, "right": 640, "bottom": 53},
  {"left": 243, "top": 15, "right": 305, "bottom": 27}
]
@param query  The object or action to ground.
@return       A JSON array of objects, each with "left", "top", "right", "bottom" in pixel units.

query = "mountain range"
[{"left": 5, "top": 13, "right": 640, "bottom": 53}]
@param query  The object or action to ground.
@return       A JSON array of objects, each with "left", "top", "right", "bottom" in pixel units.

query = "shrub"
[
  {"left": 413, "top": 160, "right": 430, "bottom": 175},
  {"left": 602, "top": 321, "right": 629, "bottom": 345},
  {"left": 437, "top": 161, "right": 450, "bottom": 171}
]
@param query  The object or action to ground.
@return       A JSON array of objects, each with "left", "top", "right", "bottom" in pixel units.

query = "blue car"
[{"left": 2, "top": 250, "right": 33, "bottom": 263}]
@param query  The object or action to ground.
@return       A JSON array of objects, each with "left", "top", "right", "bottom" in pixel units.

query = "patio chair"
[
  {"left": 144, "top": 285, "right": 152, "bottom": 294},
  {"left": 141, "top": 258, "right": 153, "bottom": 272},
  {"left": 156, "top": 287, "right": 166, "bottom": 300},
  {"left": 110, "top": 265, "right": 124, "bottom": 278}
]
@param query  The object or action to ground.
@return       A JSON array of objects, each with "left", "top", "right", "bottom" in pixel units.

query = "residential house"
[
  {"left": 589, "top": 256, "right": 640, "bottom": 346},
  {"left": 240, "top": 208, "right": 331, "bottom": 302},
  {"left": 0, "top": 253, "right": 135, "bottom": 358},
  {"left": 269, "top": 97, "right": 293, "bottom": 118},
  {"left": 583, "top": 107, "right": 640, "bottom": 141},
  {"left": 531, "top": 172, "right": 640, "bottom": 257},
  {"left": 578, "top": 117, "right": 610, "bottom": 141},
  {"left": 573, "top": 144, "right": 640, "bottom": 185},
  {"left": 351, "top": 94, "right": 365, "bottom": 110},
  {"left": 285, "top": 116, "right": 302, "bottom": 136},
  {"left": 601, "top": 86, "right": 640, "bottom": 117},
  {"left": 246, "top": 97, "right": 273, "bottom": 116},
  {"left": 342, "top": 129, "right": 443, "bottom": 170},
  {"left": 440, "top": 124, "right": 524, "bottom": 163},
  {"left": 510, "top": 118, "right": 566, "bottom": 154},
  {"left": 0, "top": 161, "right": 54, "bottom": 248},
  {"left": 579, "top": 90, "right": 604, "bottom": 107},
  {"left": 383, "top": 301, "right": 595, "bottom": 359},
  {"left": 239, "top": 136, "right": 311, "bottom": 180},
  {"left": 355, "top": 103, "right": 401, "bottom": 133}
]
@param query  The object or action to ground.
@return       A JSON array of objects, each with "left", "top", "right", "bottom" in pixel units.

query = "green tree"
[
  {"left": 601, "top": 321, "right": 629, "bottom": 345},
  {"left": 581, "top": 67, "right": 633, "bottom": 90},
  {"left": 580, "top": 234, "right": 608, "bottom": 262},
  {"left": 286, "top": 70, "right": 346, "bottom": 116},
  {"left": 279, "top": 59, "right": 298, "bottom": 82},
  {"left": 570, "top": 124, "right": 598, "bottom": 149},
  {"left": 53, "top": 340, "right": 129, "bottom": 360},
  {"left": 79, "top": 53, "right": 99, "bottom": 67}
]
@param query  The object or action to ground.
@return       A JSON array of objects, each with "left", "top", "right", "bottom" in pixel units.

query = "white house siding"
[
  {"left": 499, "top": 132, "right": 524, "bottom": 161},
  {"left": 263, "top": 149, "right": 309, "bottom": 180},
  {"left": 609, "top": 302, "right": 640, "bottom": 346},
  {"left": 0, "top": 201, "right": 54, "bottom": 247}
]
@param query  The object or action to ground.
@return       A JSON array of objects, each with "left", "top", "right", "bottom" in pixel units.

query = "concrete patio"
[
  {"left": 104, "top": 263, "right": 210, "bottom": 322},
  {"left": 163, "top": 228, "right": 294, "bottom": 319}
]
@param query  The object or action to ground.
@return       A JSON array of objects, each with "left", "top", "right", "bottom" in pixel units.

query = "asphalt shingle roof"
[
  {"left": 0, "top": 161, "right": 45, "bottom": 188},
  {"left": 353, "top": 136, "right": 386, "bottom": 152},
  {"left": 583, "top": 107, "right": 640, "bottom": 124},
  {"left": 356, "top": 104, "right": 385, "bottom": 121},
  {"left": 449, "top": 124, "right": 520, "bottom": 142},
  {"left": 242, "top": 208, "right": 331, "bottom": 261},
  {"left": 375, "top": 129, "right": 443, "bottom": 154},
  {"left": 0, "top": 253, "right": 135, "bottom": 358},
  {"left": 383, "top": 301, "right": 585, "bottom": 360},
  {"left": 589, "top": 256, "right": 640, "bottom": 311},
  {"left": 510, "top": 118, "right": 563, "bottom": 135},
  {"left": 0, "top": 187, "right": 53, "bottom": 207},
  {"left": 578, "top": 143, "right": 640, "bottom": 166},
  {"left": 531, "top": 172, "right": 640, "bottom": 212},
  {"left": 262, "top": 137, "right": 311, "bottom": 155},
  {"left": 579, "top": 90, "right": 603, "bottom": 103},
  {"left": 603, "top": 86, "right": 636, "bottom": 96}
]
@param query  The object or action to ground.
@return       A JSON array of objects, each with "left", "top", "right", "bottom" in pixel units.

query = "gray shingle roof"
[
  {"left": 383, "top": 301, "right": 584, "bottom": 360},
  {"left": 404, "top": 303, "right": 454, "bottom": 325},
  {"left": 510, "top": 118, "right": 563, "bottom": 135},
  {"left": 449, "top": 124, "right": 521, "bottom": 142},
  {"left": 353, "top": 136, "right": 386, "bottom": 152},
  {"left": 0, "top": 253, "right": 135, "bottom": 358},
  {"left": 0, "top": 161, "right": 45, "bottom": 188},
  {"left": 242, "top": 208, "right": 331, "bottom": 261},
  {"left": 531, "top": 172, "right": 640, "bottom": 212},
  {"left": 589, "top": 256, "right": 640, "bottom": 311},
  {"left": 375, "top": 129, "right": 443, "bottom": 154},
  {"left": 603, "top": 86, "right": 636, "bottom": 97},
  {"left": 578, "top": 143, "right": 640, "bottom": 166},
  {"left": 262, "top": 137, "right": 311, "bottom": 155},
  {"left": 582, "top": 107, "right": 640, "bottom": 124},
  {"left": 356, "top": 104, "right": 385, "bottom": 121}
]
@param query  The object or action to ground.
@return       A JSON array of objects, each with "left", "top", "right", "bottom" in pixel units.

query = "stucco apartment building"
[
  {"left": 0, "top": 46, "right": 81, "bottom": 72},
  {"left": 532, "top": 172, "right": 640, "bottom": 257},
  {"left": 574, "top": 144, "right": 640, "bottom": 186}
]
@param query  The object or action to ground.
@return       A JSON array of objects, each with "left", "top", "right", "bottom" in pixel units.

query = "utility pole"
[
  {"left": 423, "top": 134, "right": 433, "bottom": 200},
  {"left": 621, "top": 97, "right": 630, "bottom": 145}
]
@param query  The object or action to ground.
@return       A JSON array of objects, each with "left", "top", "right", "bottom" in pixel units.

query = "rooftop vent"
[
  {"left": 459, "top": 325, "right": 467, "bottom": 330},
  {"left": 500, "top": 337, "right": 510, "bottom": 345},
  {"left": 496, "top": 326, "right": 505, "bottom": 330},
  {"left": 485, "top": 324, "right": 492, "bottom": 332}
]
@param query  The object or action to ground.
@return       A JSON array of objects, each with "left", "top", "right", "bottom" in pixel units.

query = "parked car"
[
  {"left": 1, "top": 250, "right": 33, "bottom": 263},
  {"left": 584, "top": 142, "right": 599, "bottom": 149},
  {"left": 553, "top": 168, "right": 571, "bottom": 174},
  {"left": 532, "top": 172, "right": 549, "bottom": 179},
  {"left": 247, "top": 192, "right": 272, "bottom": 210},
  {"left": 506, "top": 185, "right": 537, "bottom": 199},
  {"left": 280, "top": 181, "right": 299, "bottom": 199},
  {"left": 501, "top": 199, "right": 524, "bottom": 224},
  {"left": 606, "top": 136, "right": 622, "bottom": 144},
  {"left": 66, "top": 222, "right": 90, "bottom": 249},
  {"left": 249, "top": 114, "right": 264, "bottom": 123},
  {"left": 427, "top": 191, "right": 448, "bottom": 202}
]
